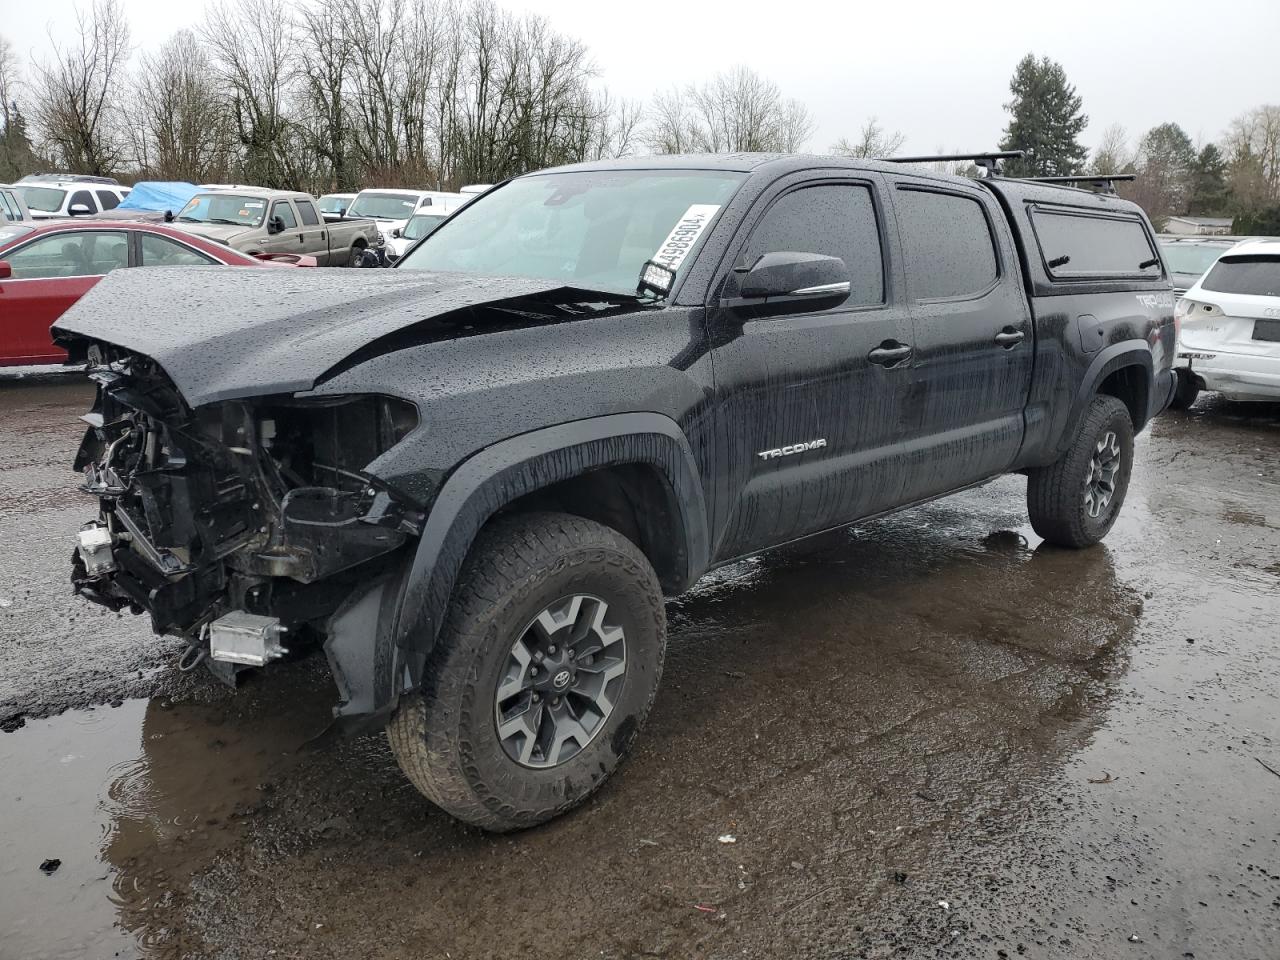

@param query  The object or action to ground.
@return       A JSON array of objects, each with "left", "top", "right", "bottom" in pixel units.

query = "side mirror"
[
  {"left": 267, "top": 216, "right": 284, "bottom": 235},
  {"left": 0, "top": 260, "right": 11, "bottom": 280},
  {"left": 391, "top": 228, "right": 401, "bottom": 238},
  {"left": 68, "top": 203, "right": 93, "bottom": 217},
  {"left": 734, "top": 251, "right": 851, "bottom": 302},
  {"left": 337, "top": 207, "right": 347, "bottom": 219}
]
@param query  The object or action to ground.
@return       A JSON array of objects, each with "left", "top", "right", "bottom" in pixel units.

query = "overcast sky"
[{"left": 6, "top": 0, "right": 1278, "bottom": 155}]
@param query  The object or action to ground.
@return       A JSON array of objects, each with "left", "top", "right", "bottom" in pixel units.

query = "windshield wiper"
[
  {"left": 176, "top": 216, "right": 201, "bottom": 222},
  {"left": 206, "top": 218, "right": 241, "bottom": 226}
]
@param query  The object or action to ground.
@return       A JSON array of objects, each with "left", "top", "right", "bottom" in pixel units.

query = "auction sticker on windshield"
[{"left": 652, "top": 205, "right": 720, "bottom": 274}]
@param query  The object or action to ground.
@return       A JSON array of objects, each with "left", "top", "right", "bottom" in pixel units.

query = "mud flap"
[{"left": 323, "top": 561, "right": 420, "bottom": 736}]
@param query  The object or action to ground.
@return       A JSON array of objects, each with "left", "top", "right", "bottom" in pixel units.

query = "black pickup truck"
[{"left": 55, "top": 153, "right": 1176, "bottom": 830}]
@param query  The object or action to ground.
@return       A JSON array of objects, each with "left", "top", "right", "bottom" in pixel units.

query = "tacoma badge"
[{"left": 757, "top": 439, "right": 827, "bottom": 460}]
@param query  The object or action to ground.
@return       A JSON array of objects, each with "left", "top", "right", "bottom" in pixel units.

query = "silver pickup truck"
[{"left": 170, "top": 188, "right": 379, "bottom": 266}]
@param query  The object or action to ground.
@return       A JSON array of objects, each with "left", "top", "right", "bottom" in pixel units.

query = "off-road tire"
[
  {"left": 1027, "top": 395, "right": 1134, "bottom": 548},
  {"left": 387, "top": 512, "right": 666, "bottom": 831},
  {"left": 1169, "top": 368, "right": 1200, "bottom": 410}
]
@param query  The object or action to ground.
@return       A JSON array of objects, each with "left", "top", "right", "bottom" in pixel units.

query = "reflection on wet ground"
[{"left": 1, "top": 378, "right": 1277, "bottom": 958}]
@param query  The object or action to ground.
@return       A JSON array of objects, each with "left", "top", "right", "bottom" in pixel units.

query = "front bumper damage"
[{"left": 71, "top": 346, "right": 425, "bottom": 730}]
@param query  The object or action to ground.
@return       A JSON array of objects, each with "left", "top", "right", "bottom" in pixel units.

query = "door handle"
[
  {"left": 994, "top": 328, "right": 1026, "bottom": 348},
  {"left": 868, "top": 341, "right": 913, "bottom": 367}
]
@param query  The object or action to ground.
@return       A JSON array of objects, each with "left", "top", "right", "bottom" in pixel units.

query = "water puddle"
[{"left": 0, "top": 694, "right": 321, "bottom": 958}]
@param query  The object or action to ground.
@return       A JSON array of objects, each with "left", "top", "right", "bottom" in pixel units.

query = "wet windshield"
[
  {"left": 396, "top": 170, "right": 744, "bottom": 295},
  {"left": 348, "top": 192, "right": 421, "bottom": 221},
  {"left": 403, "top": 213, "right": 446, "bottom": 241},
  {"left": 176, "top": 194, "right": 267, "bottom": 227},
  {"left": 1160, "top": 241, "right": 1233, "bottom": 276},
  {"left": 14, "top": 186, "right": 66, "bottom": 213}
]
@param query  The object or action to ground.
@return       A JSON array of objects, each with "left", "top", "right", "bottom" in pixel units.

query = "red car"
[{"left": 0, "top": 220, "right": 314, "bottom": 366}]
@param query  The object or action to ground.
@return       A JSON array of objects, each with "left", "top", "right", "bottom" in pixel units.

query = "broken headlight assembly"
[{"left": 72, "top": 358, "right": 422, "bottom": 667}]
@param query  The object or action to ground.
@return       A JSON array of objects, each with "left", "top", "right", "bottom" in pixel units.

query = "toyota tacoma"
[{"left": 55, "top": 153, "right": 1176, "bottom": 830}]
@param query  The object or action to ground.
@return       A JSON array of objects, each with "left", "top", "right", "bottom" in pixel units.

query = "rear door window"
[
  {"left": 296, "top": 200, "right": 321, "bottom": 226},
  {"left": 0, "top": 191, "right": 17, "bottom": 221},
  {"left": 894, "top": 187, "right": 999, "bottom": 300},
  {"left": 1200, "top": 256, "right": 1280, "bottom": 297},
  {"left": 742, "top": 183, "right": 885, "bottom": 307},
  {"left": 139, "top": 233, "right": 218, "bottom": 266},
  {"left": 96, "top": 190, "right": 121, "bottom": 210},
  {"left": 1031, "top": 208, "right": 1160, "bottom": 279}
]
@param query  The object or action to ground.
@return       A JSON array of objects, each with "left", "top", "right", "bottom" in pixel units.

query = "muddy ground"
[{"left": 0, "top": 370, "right": 1277, "bottom": 960}]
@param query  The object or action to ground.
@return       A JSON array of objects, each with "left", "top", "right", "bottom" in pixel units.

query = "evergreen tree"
[
  {"left": 1132, "top": 123, "right": 1196, "bottom": 220},
  {"left": 998, "top": 54, "right": 1089, "bottom": 177},
  {"left": 1234, "top": 205, "right": 1280, "bottom": 236},
  {"left": 1187, "top": 143, "right": 1229, "bottom": 215},
  {"left": 0, "top": 101, "right": 42, "bottom": 182}
]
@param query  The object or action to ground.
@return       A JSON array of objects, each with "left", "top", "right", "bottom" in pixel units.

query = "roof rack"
[
  {"left": 1021, "top": 174, "right": 1136, "bottom": 196},
  {"left": 16, "top": 172, "right": 121, "bottom": 186},
  {"left": 883, "top": 151, "right": 1024, "bottom": 177}
]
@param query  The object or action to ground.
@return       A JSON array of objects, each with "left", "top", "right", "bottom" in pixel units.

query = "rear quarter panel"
[{"left": 984, "top": 183, "right": 1175, "bottom": 466}]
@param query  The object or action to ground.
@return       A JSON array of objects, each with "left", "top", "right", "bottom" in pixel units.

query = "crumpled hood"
[{"left": 53, "top": 267, "right": 573, "bottom": 407}]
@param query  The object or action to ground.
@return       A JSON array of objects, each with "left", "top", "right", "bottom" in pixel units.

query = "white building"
[{"left": 1163, "top": 216, "right": 1235, "bottom": 236}]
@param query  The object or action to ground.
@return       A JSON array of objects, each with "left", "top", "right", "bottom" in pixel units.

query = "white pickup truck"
[{"left": 171, "top": 189, "right": 380, "bottom": 267}]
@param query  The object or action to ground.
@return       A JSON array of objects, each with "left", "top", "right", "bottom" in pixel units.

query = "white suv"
[
  {"left": 1173, "top": 238, "right": 1280, "bottom": 407},
  {"left": 13, "top": 179, "right": 131, "bottom": 219},
  {"left": 345, "top": 188, "right": 466, "bottom": 246}
]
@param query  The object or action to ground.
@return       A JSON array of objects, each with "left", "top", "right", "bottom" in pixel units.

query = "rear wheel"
[
  {"left": 347, "top": 243, "right": 368, "bottom": 267},
  {"left": 1027, "top": 395, "right": 1134, "bottom": 548},
  {"left": 387, "top": 512, "right": 666, "bottom": 831},
  {"left": 1169, "top": 368, "right": 1200, "bottom": 410}
]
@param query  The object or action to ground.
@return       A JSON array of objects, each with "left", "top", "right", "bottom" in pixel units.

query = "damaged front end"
[{"left": 71, "top": 344, "right": 423, "bottom": 722}]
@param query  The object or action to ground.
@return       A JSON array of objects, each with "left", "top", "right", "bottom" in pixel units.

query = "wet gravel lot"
[{"left": 1, "top": 370, "right": 1277, "bottom": 960}]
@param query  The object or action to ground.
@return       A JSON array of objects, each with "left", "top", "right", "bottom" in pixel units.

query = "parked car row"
[
  {"left": 0, "top": 174, "right": 489, "bottom": 365},
  {"left": 0, "top": 219, "right": 314, "bottom": 366}
]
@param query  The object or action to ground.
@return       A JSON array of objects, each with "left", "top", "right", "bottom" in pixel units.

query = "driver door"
[
  {"left": 264, "top": 200, "right": 303, "bottom": 256},
  {"left": 706, "top": 173, "right": 917, "bottom": 560}
]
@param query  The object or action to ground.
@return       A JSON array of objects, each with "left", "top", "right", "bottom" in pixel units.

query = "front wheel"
[
  {"left": 387, "top": 512, "right": 666, "bottom": 831},
  {"left": 1027, "top": 395, "right": 1135, "bottom": 548}
]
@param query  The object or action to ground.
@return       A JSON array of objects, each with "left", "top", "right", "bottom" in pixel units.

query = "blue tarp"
[{"left": 116, "top": 181, "right": 199, "bottom": 213}]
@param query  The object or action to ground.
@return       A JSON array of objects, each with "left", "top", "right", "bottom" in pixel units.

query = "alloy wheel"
[
  {"left": 494, "top": 594, "right": 627, "bottom": 769},
  {"left": 1083, "top": 430, "right": 1122, "bottom": 519}
]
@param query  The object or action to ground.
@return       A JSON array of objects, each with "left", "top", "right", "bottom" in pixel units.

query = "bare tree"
[
  {"left": 296, "top": 3, "right": 355, "bottom": 190},
  {"left": 646, "top": 88, "right": 694, "bottom": 155},
  {"left": 132, "top": 30, "right": 233, "bottom": 182},
  {"left": 831, "top": 117, "right": 905, "bottom": 159},
  {"left": 30, "top": 0, "right": 131, "bottom": 175},
  {"left": 202, "top": 0, "right": 297, "bottom": 188},
  {"left": 647, "top": 66, "right": 812, "bottom": 155},
  {"left": 674, "top": 66, "right": 813, "bottom": 153},
  {"left": 1223, "top": 104, "right": 1280, "bottom": 210},
  {"left": 1089, "top": 123, "right": 1133, "bottom": 175}
]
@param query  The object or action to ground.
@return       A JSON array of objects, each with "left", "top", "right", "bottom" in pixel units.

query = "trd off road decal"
[
  {"left": 1135, "top": 292, "right": 1174, "bottom": 310},
  {"left": 652, "top": 205, "right": 721, "bottom": 274}
]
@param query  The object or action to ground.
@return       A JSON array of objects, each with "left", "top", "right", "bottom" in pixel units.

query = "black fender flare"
[
  {"left": 325, "top": 413, "right": 710, "bottom": 731},
  {"left": 395, "top": 411, "right": 710, "bottom": 648},
  {"left": 1057, "top": 340, "right": 1154, "bottom": 455}
]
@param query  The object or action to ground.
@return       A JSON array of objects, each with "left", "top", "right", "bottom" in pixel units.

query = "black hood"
[{"left": 53, "top": 267, "right": 581, "bottom": 406}]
